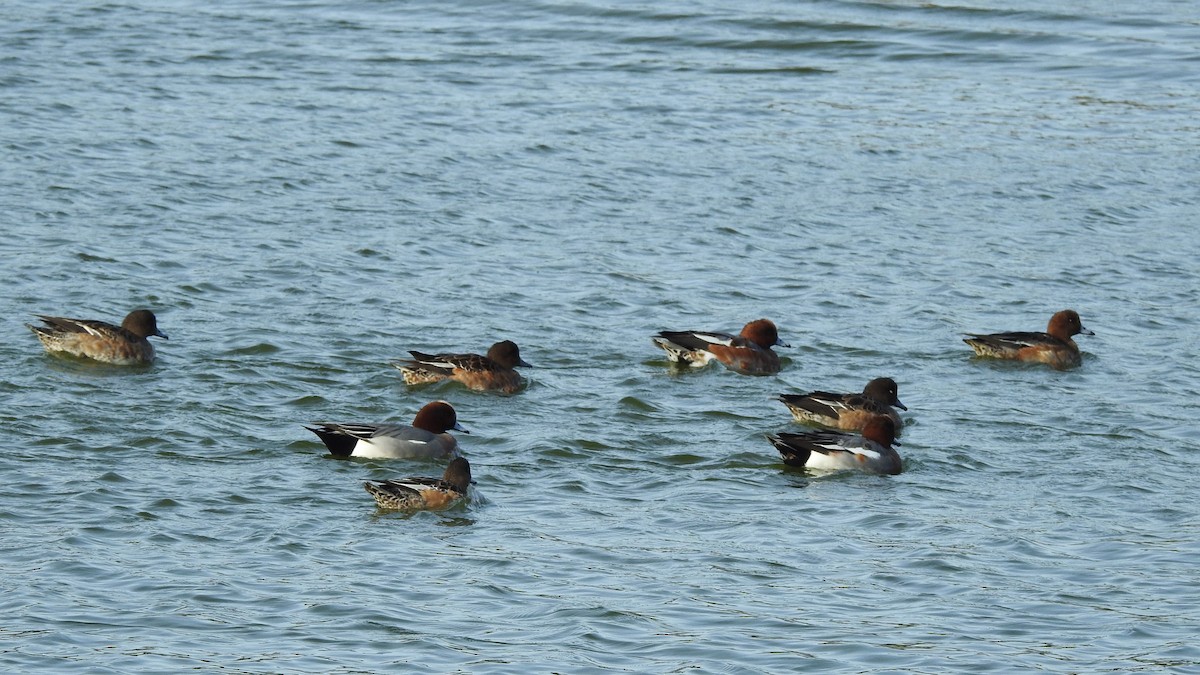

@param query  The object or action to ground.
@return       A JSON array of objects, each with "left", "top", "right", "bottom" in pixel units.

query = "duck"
[
  {"left": 364, "top": 457, "right": 473, "bottom": 511},
  {"left": 964, "top": 309, "right": 1093, "bottom": 370},
  {"left": 653, "top": 318, "right": 788, "bottom": 375},
  {"left": 777, "top": 377, "right": 906, "bottom": 432},
  {"left": 394, "top": 340, "right": 531, "bottom": 393},
  {"left": 766, "top": 416, "right": 902, "bottom": 475},
  {"left": 27, "top": 309, "right": 168, "bottom": 365},
  {"left": 306, "top": 401, "right": 467, "bottom": 460}
]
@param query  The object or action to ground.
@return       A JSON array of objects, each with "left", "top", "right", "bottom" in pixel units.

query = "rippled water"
[{"left": 3, "top": 0, "right": 1199, "bottom": 671}]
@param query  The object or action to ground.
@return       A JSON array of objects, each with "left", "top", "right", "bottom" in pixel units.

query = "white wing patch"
[
  {"left": 80, "top": 322, "right": 109, "bottom": 338},
  {"left": 852, "top": 447, "right": 882, "bottom": 460},
  {"left": 826, "top": 399, "right": 852, "bottom": 413},
  {"left": 693, "top": 332, "right": 734, "bottom": 347},
  {"left": 370, "top": 432, "right": 427, "bottom": 446},
  {"left": 813, "top": 440, "right": 846, "bottom": 454},
  {"left": 812, "top": 439, "right": 881, "bottom": 460}
]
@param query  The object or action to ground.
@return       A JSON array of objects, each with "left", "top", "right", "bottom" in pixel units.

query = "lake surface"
[{"left": 3, "top": 0, "right": 1199, "bottom": 671}]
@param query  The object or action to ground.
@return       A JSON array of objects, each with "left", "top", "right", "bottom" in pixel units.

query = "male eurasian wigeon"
[
  {"left": 27, "top": 309, "right": 168, "bottom": 365},
  {"left": 305, "top": 401, "right": 468, "bottom": 460},
  {"left": 767, "top": 416, "right": 902, "bottom": 475},
  {"left": 777, "top": 377, "right": 907, "bottom": 432},
  {"left": 364, "top": 457, "right": 474, "bottom": 511},
  {"left": 394, "top": 340, "right": 531, "bottom": 394},
  {"left": 653, "top": 318, "right": 789, "bottom": 376},
  {"left": 964, "top": 309, "right": 1093, "bottom": 370}
]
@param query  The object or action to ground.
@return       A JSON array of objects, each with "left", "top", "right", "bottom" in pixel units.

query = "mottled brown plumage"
[
  {"left": 395, "top": 340, "right": 530, "bottom": 393},
  {"left": 363, "top": 458, "right": 473, "bottom": 511},
  {"left": 964, "top": 310, "right": 1092, "bottom": 370},
  {"left": 778, "top": 377, "right": 906, "bottom": 432},
  {"left": 27, "top": 309, "right": 168, "bottom": 365}
]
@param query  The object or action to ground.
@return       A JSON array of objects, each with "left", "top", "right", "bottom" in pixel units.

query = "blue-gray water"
[{"left": 3, "top": 0, "right": 1200, "bottom": 671}]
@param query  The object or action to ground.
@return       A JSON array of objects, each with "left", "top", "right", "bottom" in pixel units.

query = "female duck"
[
  {"left": 395, "top": 340, "right": 531, "bottom": 394},
  {"left": 364, "top": 457, "right": 474, "bottom": 511},
  {"left": 27, "top": 309, "right": 168, "bottom": 365},
  {"left": 778, "top": 377, "right": 906, "bottom": 432},
  {"left": 964, "top": 309, "right": 1093, "bottom": 370}
]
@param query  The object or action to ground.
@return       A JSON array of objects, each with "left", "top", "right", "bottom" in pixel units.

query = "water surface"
[{"left": 2, "top": 0, "right": 1199, "bottom": 671}]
